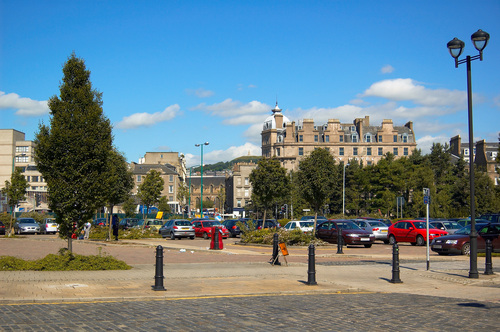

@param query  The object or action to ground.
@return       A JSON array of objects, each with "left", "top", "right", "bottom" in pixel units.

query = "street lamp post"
[
  {"left": 447, "top": 29, "right": 490, "bottom": 279},
  {"left": 195, "top": 142, "right": 209, "bottom": 218},
  {"left": 342, "top": 162, "right": 349, "bottom": 216}
]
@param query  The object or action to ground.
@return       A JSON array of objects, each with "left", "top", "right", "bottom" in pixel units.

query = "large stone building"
[
  {"left": 0, "top": 129, "right": 49, "bottom": 213},
  {"left": 450, "top": 135, "right": 499, "bottom": 186},
  {"left": 129, "top": 152, "right": 187, "bottom": 213},
  {"left": 225, "top": 162, "right": 257, "bottom": 217},
  {"left": 187, "top": 171, "right": 226, "bottom": 216},
  {"left": 261, "top": 103, "right": 417, "bottom": 171}
]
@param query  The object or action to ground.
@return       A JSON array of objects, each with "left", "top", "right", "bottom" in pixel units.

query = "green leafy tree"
[
  {"left": 137, "top": 170, "right": 164, "bottom": 219},
  {"left": 296, "top": 148, "right": 337, "bottom": 232},
  {"left": 158, "top": 196, "right": 172, "bottom": 215},
  {"left": 249, "top": 158, "right": 290, "bottom": 223},
  {"left": 105, "top": 149, "right": 134, "bottom": 239},
  {"left": 176, "top": 181, "right": 189, "bottom": 212},
  {"left": 1, "top": 167, "right": 29, "bottom": 234},
  {"left": 122, "top": 195, "right": 137, "bottom": 218},
  {"left": 34, "top": 53, "right": 113, "bottom": 250}
]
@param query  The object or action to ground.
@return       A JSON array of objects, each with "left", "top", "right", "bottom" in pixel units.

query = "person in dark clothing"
[{"left": 112, "top": 214, "right": 119, "bottom": 241}]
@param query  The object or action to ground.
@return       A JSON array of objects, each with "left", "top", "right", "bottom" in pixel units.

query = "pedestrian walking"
[
  {"left": 112, "top": 214, "right": 119, "bottom": 241},
  {"left": 83, "top": 221, "right": 91, "bottom": 240}
]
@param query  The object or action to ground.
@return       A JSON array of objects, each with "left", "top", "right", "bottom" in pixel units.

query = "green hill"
[{"left": 193, "top": 156, "right": 261, "bottom": 172}]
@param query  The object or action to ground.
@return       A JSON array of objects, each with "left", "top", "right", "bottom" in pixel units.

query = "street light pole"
[
  {"left": 447, "top": 29, "right": 490, "bottom": 279},
  {"left": 195, "top": 142, "right": 209, "bottom": 218}
]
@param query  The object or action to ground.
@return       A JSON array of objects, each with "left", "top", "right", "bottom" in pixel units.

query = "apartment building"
[
  {"left": 0, "top": 129, "right": 48, "bottom": 213},
  {"left": 225, "top": 162, "right": 257, "bottom": 217},
  {"left": 261, "top": 103, "right": 417, "bottom": 171}
]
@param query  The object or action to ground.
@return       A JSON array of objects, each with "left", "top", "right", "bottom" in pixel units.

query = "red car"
[
  {"left": 191, "top": 219, "right": 229, "bottom": 239},
  {"left": 388, "top": 220, "right": 448, "bottom": 246}
]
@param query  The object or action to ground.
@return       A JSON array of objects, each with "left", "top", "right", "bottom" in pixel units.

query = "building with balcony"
[{"left": 261, "top": 103, "right": 417, "bottom": 171}]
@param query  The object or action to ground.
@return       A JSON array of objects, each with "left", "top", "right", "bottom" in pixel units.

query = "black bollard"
[
  {"left": 336, "top": 226, "right": 344, "bottom": 254},
  {"left": 390, "top": 242, "right": 403, "bottom": 283},
  {"left": 152, "top": 245, "right": 166, "bottom": 291},
  {"left": 307, "top": 244, "right": 317, "bottom": 285},
  {"left": 271, "top": 233, "right": 281, "bottom": 265},
  {"left": 485, "top": 238, "right": 494, "bottom": 275},
  {"left": 213, "top": 228, "right": 220, "bottom": 250}
]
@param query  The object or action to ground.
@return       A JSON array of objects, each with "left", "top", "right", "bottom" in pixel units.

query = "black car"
[
  {"left": 254, "top": 219, "right": 280, "bottom": 229},
  {"left": 0, "top": 221, "right": 5, "bottom": 235},
  {"left": 479, "top": 213, "right": 500, "bottom": 223},
  {"left": 222, "top": 219, "right": 248, "bottom": 237},
  {"left": 119, "top": 218, "right": 140, "bottom": 230}
]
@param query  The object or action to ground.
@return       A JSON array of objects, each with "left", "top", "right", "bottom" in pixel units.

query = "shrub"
[
  {"left": 88, "top": 225, "right": 162, "bottom": 240},
  {"left": 0, "top": 249, "right": 131, "bottom": 271},
  {"left": 240, "top": 228, "right": 325, "bottom": 246}
]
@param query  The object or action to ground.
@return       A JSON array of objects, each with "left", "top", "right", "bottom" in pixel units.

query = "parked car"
[
  {"left": 388, "top": 220, "right": 448, "bottom": 246},
  {"left": 300, "top": 215, "right": 328, "bottom": 222},
  {"left": 13, "top": 218, "right": 41, "bottom": 235},
  {"left": 431, "top": 223, "right": 500, "bottom": 255},
  {"left": 429, "top": 220, "right": 462, "bottom": 235},
  {"left": 359, "top": 217, "right": 392, "bottom": 227},
  {"left": 353, "top": 219, "right": 389, "bottom": 243},
  {"left": 479, "top": 213, "right": 500, "bottom": 224},
  {"left": 254, "top": 219, "right": 280, "bottom": 229},
  {"left": 159, "top": 219, "right": 195, "bottom": 240},
  {"left": 119, "top": 218, "right": 140, "bottom": 230},
  {"left": 93, "top": 218, "right": 107, "bottom": 226},
  {"left": 139, "top": 219, "right": 163, "bottom": 231},
  {"left": 0, "top": 221, "right": 5, "bottom": 235},
  {"left": 316, "top": 220, "right": 375, "bottom": 248},
  {"left": 222, "top": 219, "right": 247, "bottom": 237},
  {"left": 457, "top": 218, "right": 490, "bottom": 228},
  {"left": 191, "top": 219, "right": 229, "bottom": 239},
  {"left": 283, "top": 220, "right": 314, "bottom": 233},
  {"left": 40, "top": 218, "right": 59, "bottom": 234}
]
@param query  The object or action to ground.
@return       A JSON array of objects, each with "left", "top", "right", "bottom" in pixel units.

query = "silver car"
[
  {"left": 14, "top": 218, "right": 41, "bottom": 235},
  {"left": 353, "top": 219, "right": 389, "bottom": 243},
  {"left": 430, "top": 220, "right": 462, "bottom": 235},
  {"left": 159, "top": 219, "right": 195, "bottom": 240}
]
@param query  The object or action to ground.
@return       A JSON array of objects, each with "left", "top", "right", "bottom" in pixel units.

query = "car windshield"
[
  {"left": 454, "top": 224, "right": 493, "bottom": 235},
  {"left": 175, "top": 220, "right": 191, "bottom": 226},
  {"left": 19, "top": 219, "right": 37, "bottom": 224},
  {"left": 369, "top": 221, "right": 387, "bottom": 227},
  {"left": 148, "top": 220, "right": 162, "bottom": 225},
  {"left": 412, "top": 222, "right": 428, "bottom": 229},
  {"left": 203, "top": 221, "right": 216, "bottom": 227},
  {"left": 336, "top": 222, "right": 361, "bottom": 230},
  {"left": 299, "top": 221, "right": 314, "bottom": 227},
  {"left": 443, "top": 221, "right": 461, "bottom": 229}
]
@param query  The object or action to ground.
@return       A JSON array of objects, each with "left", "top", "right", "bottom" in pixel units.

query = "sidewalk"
[{"left": 1, "top": 237, "right": 499, "bottom": 304}]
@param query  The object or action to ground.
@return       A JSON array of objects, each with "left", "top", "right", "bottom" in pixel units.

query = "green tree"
[
  {"left": 176, "top": 181, "right": 189, "bottom": 212},
  {"left": 34, "top": 53, "right": 113, "bottom": 250},
  {"left": 1, "top": 167, "right": 29, "bottom": 234},
  {"left": 122, "top": 195, "right": 137, "bottom": 218},
  {"left": 296, "top": 148, "right": 337, "bottom": 232},
  {"left": 105, "top": 149, "right": 134, "bottom": 239},
  {"left": 249, "top": 158, "right": 290, "bottom": 223},
  {"left": 158, "top": 196, "right": 172, "bottom": 215},
  {"left": 137, "top": 170, "right": 164, "bottom": 219}
]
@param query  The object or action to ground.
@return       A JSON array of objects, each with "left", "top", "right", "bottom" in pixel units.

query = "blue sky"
[{"left": 1, "top": 0, "right": 499, "bottom": 167}]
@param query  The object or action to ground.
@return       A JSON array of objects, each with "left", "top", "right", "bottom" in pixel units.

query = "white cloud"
[
  {"left": 381, "top": 65, "right": 394, "bottom": 74},
  {"left": 193, "top": 99, "right": 270, "bottom": 125},
  {"left": 185, "top": 142, "right": 261, "bottom": 167},
  {"left": 0, "top": 91, "right": 49, "bottom": 116},
  {"left": 186, "top": 88, "right": 214, "bottom": 98},
  {"left": 115, "top": 104, "right": 180, "bottom": 129},
  {"left": 416, "top": 135, "right": 449, "bottom": 154},
  {"left": 362, "top": 78, "right": 466, "bottom": 108}
]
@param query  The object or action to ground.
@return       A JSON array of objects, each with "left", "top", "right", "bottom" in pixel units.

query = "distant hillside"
[{"left": 193, "top": 156, "right": 261, "bottom": 172}]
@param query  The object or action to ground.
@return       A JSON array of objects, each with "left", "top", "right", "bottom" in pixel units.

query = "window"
[
  {"left": 169, "top": 175, "right": 174, "bottom": 182},
  {"left": 15, "top": 156, "right": 29, "bottom": 163},
  {"left": 464, "top": 148, "right": 469, "bottom": 156},
  {"left": 314, "top": 135, "right": 318, "bottom": 142},
  {"left": 339, "top": 147, "right": 344, "bottom": 156},
  {"left": 339, "top": 135, "right": 344, "bottom": 142},
  {"left": 402, "top": 134, "right": 408, "bottom": 143},
  {"left": 351, "top": 134, "right": 358, "bottom": 142},
  {"left": 137, "top": 175, "right": 142, "bottom": 182},
  {"left": 169, "top": 185, "right": 174, "bottom": 193},
  {"left": 298, "top": 147, "right": 304, "bottom": 156},
  {"left": 393, "top": 148, "right": 398, "bottom": 156},
  {"left": 404, "top": 147, "right": 409, "bottom": 156},
  {"left": 365, "top": 134, "right": 371, "bottom": 143},
  {"left": 367, "top": 147, "right": 372, "bottom": 156},
  {"left": 299, "top": 135, "right": 303, "bottom": 142},
  {"left": 237, "top": 200, "right": 242, "bottom": 208},
  {"left": 26, "top": 176, "right": 30, "bottom": 182},
  {"left": 276, "top": 148, "right": 280, "bottom": 156},
  {"left": 353, "top": 147, "right": 358, "bottom": 156},
  {"left": 31, "top": 176, "right": 39, "bottom": 182},
  {"left": 325, "top": 135, "right": 330, "bottom": 142},
  {"left": 367, "top": 161, "right": 372, "bottom": 166},
  {"left": 393, "top": 135, "right": 398, "bottom": 143},
  {"left": 378, "top": 147, "right": 383, "bottom": 156},
  {"left": 169, "top": 196, "right": 173, "bottom": 201},
  {"left": 244, "top": 189, "right": 249, "bottom": 197},
  {"left": 245, "top": 177, "right": 249, "bottom": 185},
  {"left": 16, "top": 146, "right": 29, "bottom": 153},
  {"left": 378, "top": 135, "right": 382, "bottom": 142}
]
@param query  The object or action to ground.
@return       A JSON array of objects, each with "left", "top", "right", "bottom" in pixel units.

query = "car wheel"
[
  {"left": 364, "top": 244, "right": 372, "bottom": 248},
  {"left": 17, "top": 228, "right": 21, "bottom": 235},
  {"left": 410, "top": 242, "right": 417, "bottom": 246},
  {"left": 461, "top": 242, "right": 471, "bottom": 256},
  {"left": 170, "top": 232, "right": 175, "bottom": 240},
  {"left": 416, "top": 235, "right": 425, "bottom": 246},
  {"left": 203, "top": 232, "right": 209, "bottom": 239},
  {"left": 190, "top": 236, "right": 195, "bottom": 240},
  {"left": 388, "top": 235, "right": 396, "bottom": 245},
  {"left": 383, "top": 240, "right": 389, "bottom": 244}
]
